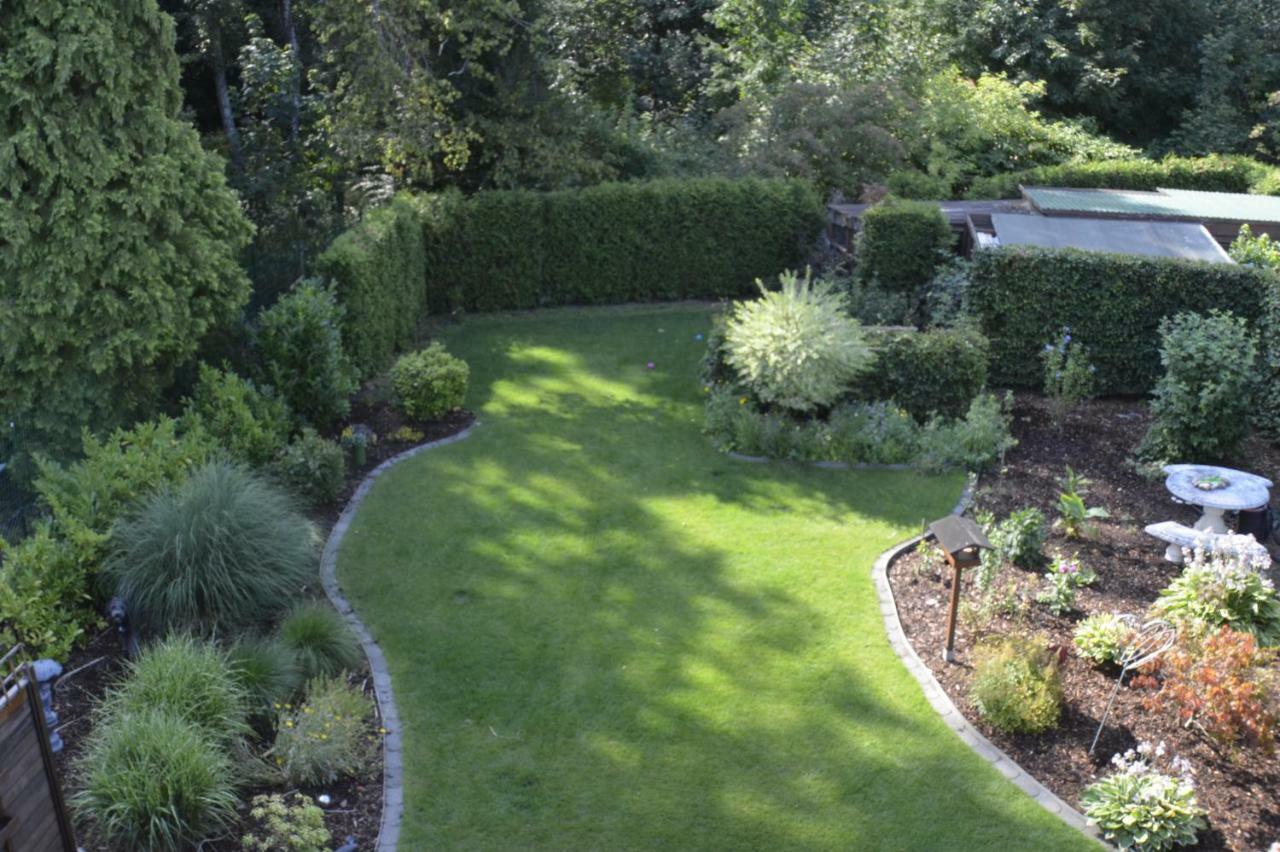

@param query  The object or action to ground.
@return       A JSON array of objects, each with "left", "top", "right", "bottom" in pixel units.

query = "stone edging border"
[
  {"left": 320, "top": 422, "right": 479, "bottom": 852},
  {"left": 870, "top": 474, "right": 1102, "bottom": 844}
]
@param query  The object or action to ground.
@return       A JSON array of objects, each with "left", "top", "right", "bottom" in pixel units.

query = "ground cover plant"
[{"left": 335, "top": 307, "right": 1090, "bottom": 850}]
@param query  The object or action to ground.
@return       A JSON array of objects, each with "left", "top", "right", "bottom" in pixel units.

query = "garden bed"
[
  {"left": 46, "top": 401, "right": 476, "bottom": 850},
  {"left": 889, "top": 393, "right": 1280, "bottom": 851}
]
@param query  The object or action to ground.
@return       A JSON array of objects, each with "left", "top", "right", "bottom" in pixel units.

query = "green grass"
[{"left": 337, "top": 306, "right": 1091, "bottom": 851}]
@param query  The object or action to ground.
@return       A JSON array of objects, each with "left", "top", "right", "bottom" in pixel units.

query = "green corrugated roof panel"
[{"left": 1023, "top": 186, "right": 1280, "bottom": 223}]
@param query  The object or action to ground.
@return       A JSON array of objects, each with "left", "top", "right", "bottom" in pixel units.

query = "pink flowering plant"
[
  {"left": 1081, "top": 742, "right": 1206, "bottom": 851},
  {"left": 1036, "top": 553, "right": 1096, "bottom": 615}
]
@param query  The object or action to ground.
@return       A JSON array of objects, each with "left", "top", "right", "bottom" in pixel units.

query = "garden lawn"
[{"left": 337, "top": 306, "right": 1091, "bottom": 851}]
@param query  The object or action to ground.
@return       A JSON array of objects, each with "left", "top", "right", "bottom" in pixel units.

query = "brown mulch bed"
[
  {"left": 889, "top": 393, "right": 1280, "bottom": 851},
  {"left": 47, "top": 398, "right": 474, "bottom": 850}
]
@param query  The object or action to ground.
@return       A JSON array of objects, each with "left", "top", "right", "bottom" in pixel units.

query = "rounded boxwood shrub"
[
  {"left": 969, "top": 634, "right": 1063, "bottom": 733},
  {"left": 255, "top": 279, "right": 359, "bottom": 430},
  {"left": 724, "top": 269, "right": 872, "bottom": 413},
  {"left": 278, "top": 602, "right": 363, "bottom": 682},
  {"left": 73, "top": 708, "right": 239, "bottom": 852},
  {"left": 390, "top": 342, "right": 469, "bottom": 421},
  {"left": 107, "top": 461, "right": 319, "bottom": 636},
  {"left": 270, "top": 429, "right": 346, "bottom": 508},
  {"left": 108, "top": 636, "right": 250, "bottom": 747}
]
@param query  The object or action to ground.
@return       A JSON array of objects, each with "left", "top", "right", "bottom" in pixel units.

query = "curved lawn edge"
[
  {"left": 320, "top": 422, "right": 479, "bottom": 852},
  {"left": 871, "top": 476, "right": 1102, "bottom": 845}
]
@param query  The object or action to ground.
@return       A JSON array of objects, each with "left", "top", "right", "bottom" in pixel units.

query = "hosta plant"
[
  {"left": 723, "top": 269, "right": 872, "bottom": 413},
  {"left": 1073, "top": 613, "right": 1133, "bottom": 665},
  {"left": 1081, "top": 742, "right": 1206, "bottom": 851},
  {"left": 1154, "top": 545, "right": 1280, "bottom": 646}
]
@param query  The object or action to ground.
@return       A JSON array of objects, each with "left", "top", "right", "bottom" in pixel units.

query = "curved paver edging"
[
  {"left": 871, "top": 475, "right": 1104, "bottom": 846},
  {"left": 320, "top": 422, "right": 479, "bottom": 852}
]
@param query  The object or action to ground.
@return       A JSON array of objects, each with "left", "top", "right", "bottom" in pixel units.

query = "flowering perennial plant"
[
  {"left": 1040, "top": 327, "right": 1096, "bottom": 426},
  {"left": 1080, "top": 742, "right": 1206, "bottom": 851},
  {"left": 1036, "top": 554, "right": 1096, "bottom": 616},
  {"left": 1154, "top": 545, "right": 1280, "bottom": 646},
  {"left": 267, "top": 677, "right": 376, "bottom": 786}
]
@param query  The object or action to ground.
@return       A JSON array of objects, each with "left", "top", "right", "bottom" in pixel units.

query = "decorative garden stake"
[
  {"left": 1089, "top": 616, "right": 1176, "bottom": 755},
  {"left": 926, "top": 515, "right": 992, "bottom": 663},
  {"left": 32, "top": 658, "right": 63, "bottom": 753}
]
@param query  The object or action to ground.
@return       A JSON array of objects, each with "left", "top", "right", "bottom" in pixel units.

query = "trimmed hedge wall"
[
  {"left": 968, "top": 248, "right": 1272, "bottom": 394},
  {"left": 858, "top": 199, "right": 954, "bottom": 293},
  {"left": 423, "top": 178, "right": 823, "bottom": 313},
  {"left": 319, "top": 179, "right": 823, "bottom": 375},
  {"left": 966, "top": 155, "right": 1275, "bottom": 200},
  {"left": 864, "top": 327, "right": 989, "bottom": 422},
  {"left": 315, "top": 194, "right": 428, "bottom": 375}
]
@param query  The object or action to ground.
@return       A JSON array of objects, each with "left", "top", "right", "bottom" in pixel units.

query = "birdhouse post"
[{"left": 926, "top": 515, "right": 992, "bottom": 663}]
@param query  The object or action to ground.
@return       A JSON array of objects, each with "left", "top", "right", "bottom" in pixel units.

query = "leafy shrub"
[
  {"left": 1074, "top": 613, "right": 1133, "bottom": 665},
  {"left": 271, "top": 429, "right": 346, "bottom": 508},
  {"left": 1154, "top": 546, "right": 1280, "bottom": 646},
  {"left": 922, "top": 258, "right": 974, "bottom": 328},
  {"left": 858, "top": 199, "right": 954, "bottom": 294},
  {"left": 228, "top": 637, "right": 303, "bottom": 714},
  {"left": 255, "top": 279, "right": 359, "bottom": 429},
  {"left": 1035, "top": 554, "right": 1096, "bottom": 616},
  {"left": 1040, "top": 327, "right": 1096, "bottom": 426},
  {"left": 967, "top": 154, "right": 1266, "bottom": 200},
  {"left": 1248, "top": 257, "right": 1280, "bottom": 444},
  {"left": 917, "top": 392, "right": 1016, "bottom": 473},
  {"left": 107, "top": 462, "right": 318, "bottom": 637},
  {"left": 1145, "top": 628, "right": 1279, "bottom": 753},
  {"left": 242, "top": 793, "right": 331, "bottom": 852},
  {"left": 826, "top": 401, "right": 919, "bottom": 464},
  {"left": 390, "top": 343, "right": 470, "bottom": 421},
  {"left": 108, "top": 636, "right": 249, "bottom": 747},
  {"left": 1080, "top": 743, "right": 1207, "bottom": 851},
  {"left": 1054, "top": 467, "right": 1109, "bottom": 539},
  {"left": 0, "top": 524, "right": 92, "bottom": 659},
  {"left": 186, "top": 363, "right": 292, "bottom": 466},
  {"left": 269, "top": 677, "right": 374, "bottom": 786},
  {"left": 724, "top": 270, "right": 872, "bottom": 412},
  {"left": 845, "top": 280, "right": 914, "bottom": 327},
  {"left": 1139, "top": 311, "right": 1257, "bottom": 461},
  {"left": 968, "top": 248, "right": 1269, "bottom": 393},
  {"left": 866, "top": 327, "right": 989, "bottom": 422},
  {"left": 969, "top": 634, "right": 1063, "bottom": 733},
  {"left": 73, "top": 708, "right": 239, "bottom": 852},
  {"left": 1229, "top": 224, "right": 1280, "bottom": 269},
  {"left": 886, "top": 169, "right": 951, "bottom": 200},
  {"left": 278, "top": 602, "right": 363, "bottom": 682},
  {"left": 986, "top": 507, "right": 1047, "bottom": 570}
]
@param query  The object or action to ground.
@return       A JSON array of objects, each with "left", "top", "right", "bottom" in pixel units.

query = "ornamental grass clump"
[
  {"left": 1081, "top": 742, "right": 1206, "bottom": 851},
  {"left": 724, "top": 269, "right": 872, "bottom": 413},
  {"left": 268, "top": 677, "right": 375, "bottom": 786},
  {"left": 1073, "top": 613, "right": 1133, "bottom": 665},
  {"left": 107, "top": 461, "right": 319, "bottom": 637},
  {"left": 278, "top": 602, "right": 363, "bottom": 682},
  {"left": 73, "top": 708, "right": 239, "bottom": 852},
  {"left": 228, "top": 636, "right": 304, "bottom": 715},
  {"left": 107, "top": 636, "right": 250, "bottom": 747},
  {"left": 1154, "top": 545, "right": 1280, "bottom": 646},
  {"left": 969, "top": 634, "right": 1063, "bottom": 733}
]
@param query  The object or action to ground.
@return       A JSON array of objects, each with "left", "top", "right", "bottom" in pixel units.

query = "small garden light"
[{"left": 926, "top": 515, "right": 993, "bottom": 663}]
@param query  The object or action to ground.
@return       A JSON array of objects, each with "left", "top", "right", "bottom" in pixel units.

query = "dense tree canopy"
[{"left": 0, "top": 0, "right": 252, "bottom": 471}]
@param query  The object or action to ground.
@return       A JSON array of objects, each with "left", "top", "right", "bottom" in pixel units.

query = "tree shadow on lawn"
[{"left": 338, "top": 314, "right": 1086, "bottom": 850}]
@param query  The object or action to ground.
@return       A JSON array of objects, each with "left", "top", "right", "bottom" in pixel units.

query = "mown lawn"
[{"left": 337, "top": 306, "right": 1091, "bottom": 851}]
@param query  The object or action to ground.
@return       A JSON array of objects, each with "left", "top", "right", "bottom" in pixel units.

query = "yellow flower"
[{"left": 738, "top": 397, "right": 747, "bottom": 406}]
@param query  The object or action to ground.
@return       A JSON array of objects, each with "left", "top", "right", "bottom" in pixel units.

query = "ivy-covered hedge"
[
  {"left": 968, "top": 248, "right": 1272, "bottom": 393},
  {"left": 316, "top": 194, "right": 428, "bottom": 376},
  {"left": 425, "top": 178, "right": 823, "bottom": 314},
  {"left": 858, "top": 199, "right": 954, "bottom": 293},
  {"left": 966, "top": 155, "right": 1275, "bottom": 200}
]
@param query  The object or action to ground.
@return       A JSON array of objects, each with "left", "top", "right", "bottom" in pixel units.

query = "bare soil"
[{"left": 889, "top": 393, "right": 1280, "bottom": 851}]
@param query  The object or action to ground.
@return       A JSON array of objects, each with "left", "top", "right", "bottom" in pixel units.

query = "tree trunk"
[
  {"left": 211, "top": 22, "right": 243, "bottom": 170},
  {"left": 280, "top": 0, "right": 302, "bottom": 144}
]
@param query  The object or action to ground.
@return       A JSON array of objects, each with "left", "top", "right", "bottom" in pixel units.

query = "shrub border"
[
  {"left": 320, "top": 422, "right": 479, "bottom": 851},
  {"left": 871, "top": 475, "right": 1101, "bottom": 844}
]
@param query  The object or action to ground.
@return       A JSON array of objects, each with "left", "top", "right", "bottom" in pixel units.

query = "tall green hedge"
[
  {"left": 968, "top": 248, "right": 1271, "bottom": 393},
  {"left": 858, "top": 199, "right": 954, "bottom": 293},
  {"left": 316, "top": 195, "right": 427, "bottom": 375},
  {"left": 966, "top": 155, "right": 1275, "bottom": 200},
  {"left": 319, "top": 178, "right": 823, "bottom": 375}
]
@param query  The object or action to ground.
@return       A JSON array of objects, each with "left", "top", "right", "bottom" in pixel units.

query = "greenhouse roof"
[
  {"left": 990, "top": 213, "right": 1232, "bottom": 263},
  {"left": 1022, "top": 186, "right": 1280, "bottom": 223}
]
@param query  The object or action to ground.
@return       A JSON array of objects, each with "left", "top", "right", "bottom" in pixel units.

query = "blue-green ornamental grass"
[
  {"left": 277, "top": 602, "right": 363, "bottom": 682},
  {"left": 335, "top": 306, "right": 1091, "bottom": 850}
]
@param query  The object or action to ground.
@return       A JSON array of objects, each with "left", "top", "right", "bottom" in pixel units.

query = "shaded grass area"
[{"left": 337, "top": 307, "right": 1091, "bottom": 851}]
